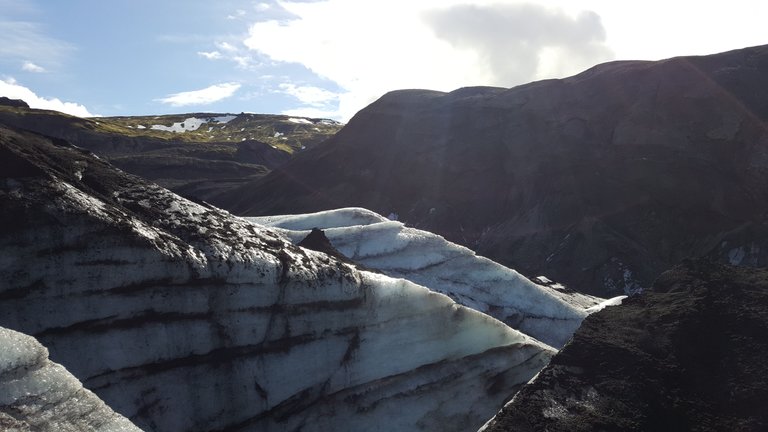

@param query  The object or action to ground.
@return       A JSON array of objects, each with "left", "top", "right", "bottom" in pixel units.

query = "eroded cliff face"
[
  {"left": 0, "top": 125, "right": 552, "bottom": 431},
  {"left": 480, "top": 260, "right": 768, "bottom": 432},
  {"left": 0, "top": 327, "right": 141, "bottom": 432}
]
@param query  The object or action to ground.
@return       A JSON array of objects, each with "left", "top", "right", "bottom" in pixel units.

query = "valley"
[{"left": 0, "top": 104, "right": 342, "bottom": 202}]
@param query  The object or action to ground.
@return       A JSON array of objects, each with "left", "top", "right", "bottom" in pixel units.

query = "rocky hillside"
[
  {"left": 0, "top": 105, "right": 342, "bottom": 202},
  {"left": 216, "top": 44, "right": 768, "bottom": 297},
  {"left": 0, "top": 124, "right": 587, "bottom": 431},
  {"left": 481, "top": 259, "right": 768, "bottom": 432}
]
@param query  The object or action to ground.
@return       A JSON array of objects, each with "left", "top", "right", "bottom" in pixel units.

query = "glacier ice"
[
  {"left": 0, "top": 327, "right": 141, "bottom": 431},
  {"left": 247, "top": 207, "right": 616, "bottom": 348},
  {"left": 0, "top": 129, "right": 553, "bottom": 432},
  {"left": 0, "top": 126, "right": 630, "bottom": 431}
]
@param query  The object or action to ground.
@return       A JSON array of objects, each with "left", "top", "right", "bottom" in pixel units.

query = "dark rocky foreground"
[
  {"left": 482, "top": 259, "right": 768, "bottom": 432},
  {"left": 217, "top": 44, "right": 768, "bottom": 297}
]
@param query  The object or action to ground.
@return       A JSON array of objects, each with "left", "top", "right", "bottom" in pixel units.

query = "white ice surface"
[
  {"left": 250, "top": 207, "right": 388, "bottom": 230},
  {"left": 2, "top": 183, "right": 552, "bottom": 432},
  {"left": 0, "top": 327, "right": 141, "bottom": 431},
  {"left": 585, "top": 295, "right": 627, "bottom": 313},
  {"left": 729, "top": 246, "right": 746, "bottom": 265},
  {"left": 247, "top": 207, "right": 611, "bottom": 348}
]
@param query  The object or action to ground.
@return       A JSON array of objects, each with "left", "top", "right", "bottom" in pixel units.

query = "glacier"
[
  {"left": 0, "top": 326, "right": 141, "bottom": 431},
  {"left": 248, "top": 208, "right": 613, "bottom": 348},
  {"left": 0, "top": 126, "right": 557, "bottom": 431}
]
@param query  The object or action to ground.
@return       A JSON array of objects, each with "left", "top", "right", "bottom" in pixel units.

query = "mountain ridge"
[
  {"left": 213, "top": 43, "right": 768, "bottom": 296},
  {"left": 0, "top": 105, "right": 343, "bottom": 204}
]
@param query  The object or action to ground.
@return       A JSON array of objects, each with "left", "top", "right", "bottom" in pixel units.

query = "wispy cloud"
[
  {"left": 216, "top": 41, "right": 239, "bottom": 52},
  {"left": 278, "top": 83, "right": 338, "bottom": 106},
  {"left": 276, "top": 82, "right": 340, "bottom": 119},
  {"left": 156, "top": 33, "right": 212, "bottom": 44},
  {"left": 281, "top": 105, "right": 341, "bottom": 120},
  {"left": 198, "top": 51, "right": 223, "bottom": 60},
  {"left": 197, "top": 38, "right": 261, "bottom": 70},
  {"left": 0, "top": 21, "right": 74, "bottom": 68},
  {"left": 156, "top": 82, "right": 242, "bottom": 107},
  {"left": 227, "top": 9, "right": 247, "bottom": 20},
  {"left": 0, "top": 78, "right": 96, "bottom": 117},
  {"left": 21, "top": 61, "right": 45, "bottom": 73}
]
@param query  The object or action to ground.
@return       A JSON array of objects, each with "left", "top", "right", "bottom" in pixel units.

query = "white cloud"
[
  {"left": 198, "top": 51, "right": 223, "bottom": 60},
  {"left": 232, "top": 55, "right": 257, "bottom": 69},
  {"left": 156, "top": 82, "right": 242, "bottom": 107},
  {"left": 216, "top": 41, "right": 239, "bottom": 52},
  {"left": 277, "top": 83, "right": 340, "bottom": 119},
  {"left": 21, "top": 61, "right": 46, "bottom": 73},
  {"left": 243, "top": 0, "right": 613, "bottom": 120},
  {"left": 278, "top": 83, "right": 338, "bottom": 106},
  {"left": 424, "top": 4, "right": 611, "bottom": 84},
  {"left": 227, "top": 9, "right": 247, "bottom": 19},
  {"left": 559, "top": 0, "right": 768, "bottom": 61},
  {"left": 281, "top": 106, "right": 340, "bottom": 119},
  {"left": 198, "top": 39, "right": 260, "bottom": 69},
  {"left": 0, "top": 78, "right": 96, "bottom": 117}
]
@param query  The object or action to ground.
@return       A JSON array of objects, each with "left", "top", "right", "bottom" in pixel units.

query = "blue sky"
[
  {"left": 1, "top": 0, "right": 766, "bottom": 120},
  {"left": 1, "top": 0, "right": 341, "bottom": 117}
]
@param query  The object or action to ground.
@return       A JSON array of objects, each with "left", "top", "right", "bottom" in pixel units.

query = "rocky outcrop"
[
  {"left": 0, "top": 97, "right": 29, "bottom": 109},
  {"left": 220, "top": 44, "right": 768, "bottom": 297},
  {"left": 0, "top": 125, "right": 554, "bottom": 431},
  {"left": 0, "top": 326, "right": 141, "bottom": 431},
  {"left": 249, "top": 208, "right": 615, "bottom": 349},
  {"left": 296, "top": 227, "right": 354, "bottom": 264},
  {"left": 480, "top": 259, "right": 768, "bottom": 432}
]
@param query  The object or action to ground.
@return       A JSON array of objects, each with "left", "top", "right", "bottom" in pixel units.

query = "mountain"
[
  {"left": 0, "top": 124, "right": 595, "bottom": 431},
  {"left": 215, "top": 44, "right": 768, "bottom": 297},
  {"left": 0, "top": 326, "right": 141, "bottom": 431},
  {"left": 480, "top": 259, "right": 768, "bottom": 432},
  {"left": 0, "top": 105, "right": 342, "bottom": 203}
]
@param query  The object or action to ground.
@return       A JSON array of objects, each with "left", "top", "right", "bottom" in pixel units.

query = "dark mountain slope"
[
  {"left": 215, "top": 44, "right": 768, "bottom": 296},
  {"left": 481, "top": 259, "right": 768, "bottom": 432}
]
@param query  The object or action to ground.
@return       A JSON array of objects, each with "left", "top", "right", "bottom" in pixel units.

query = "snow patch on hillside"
[{"left": 150, "top": 115, "right": 237, "bottom": 133}]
